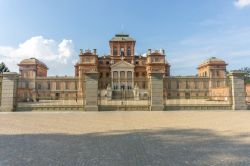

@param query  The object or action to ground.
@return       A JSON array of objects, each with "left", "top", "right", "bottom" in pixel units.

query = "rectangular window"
[
  {"left": 86, "top": 57, "right": 90, "bottom": 63},
  {"left": 56, "top": 82, "right": 60, "bottom": 90},
  {"left": 66, "top": 82, "right": 70, "bottom": 90}
]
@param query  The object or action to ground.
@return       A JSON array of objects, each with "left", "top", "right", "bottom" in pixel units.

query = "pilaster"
[
  {"left": 84, "top": 72, "right": 99, "bottom": 111},
  {"left": 229, "top": 71, "right": 247, "bottom": 110},
  {"left": 0, "top": 72, "right": 19, "bottom": 112},
  {"left": 149, "top": 72, "right": 164, "bottom": 111}
]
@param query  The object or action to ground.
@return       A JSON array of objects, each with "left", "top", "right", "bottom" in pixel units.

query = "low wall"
[
  {"left": 98, "top": 99, "right": 149, "bottom": 106},
  {"left": 17, "top": 100, "right": 85, "bottom": 111},
  {"left": 0, "top": 75, "right": 2, "bottom": 106},
  {"left": 210, "top": 87, "right": 231, "bottom": 101},
  {"left": 246, "top": 84, "right": 250, "bottom": 103},
  {"left": 165, "top": 99, "right": 232, "bottom": 110}
]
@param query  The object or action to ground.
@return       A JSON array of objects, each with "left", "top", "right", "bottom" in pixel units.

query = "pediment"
[{"left": 111, "top": 60, "right": 134, "bottom": 69}]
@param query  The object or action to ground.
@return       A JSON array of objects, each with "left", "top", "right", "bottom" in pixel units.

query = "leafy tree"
[
  {"left": 0, "top": 62, "right": 10, "bottom": 73},
  {"left": 240, "top": 67, "right": 250, "bottom": 77},
  {"left": 240, "top": 67, "right": 250, "bottom": 84}
]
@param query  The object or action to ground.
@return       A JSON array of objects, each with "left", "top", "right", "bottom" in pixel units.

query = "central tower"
[{"left": 109, "top": 33, "right": 136, "bottom": 64}]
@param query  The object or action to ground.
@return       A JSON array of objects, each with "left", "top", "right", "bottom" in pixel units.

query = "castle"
[
  {"left": 14, "top": 33, "right": 250, "bottom": 112},
  {"left": 18, "top": 33, "right": 227, "bottom": 85}
]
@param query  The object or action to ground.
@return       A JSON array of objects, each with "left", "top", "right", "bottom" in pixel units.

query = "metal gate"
[{"left": 98, "top": 77, "right": 150, "bottom": 111}]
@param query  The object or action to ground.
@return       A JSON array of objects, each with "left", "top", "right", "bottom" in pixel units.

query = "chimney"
[{"left": 93, "top": 49, "right": 97, "bottom": 55}]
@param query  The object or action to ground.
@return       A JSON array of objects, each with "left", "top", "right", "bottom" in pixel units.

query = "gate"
[{"left": 98, "top": 77, "right": 150, "bottom": 111}]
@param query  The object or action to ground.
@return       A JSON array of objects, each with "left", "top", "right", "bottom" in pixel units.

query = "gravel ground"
[{"left": 0, "top": 111, "right": 250, "bottom": 166}]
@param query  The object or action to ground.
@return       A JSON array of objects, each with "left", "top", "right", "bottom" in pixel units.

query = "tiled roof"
[
  {"left": 19, "top": 58, "right": 48, "bottom": 69},
  {"left": 110, "top": 33, "right": 135, "bottom": 42}
]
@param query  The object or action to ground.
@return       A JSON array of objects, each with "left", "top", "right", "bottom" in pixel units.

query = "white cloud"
[
  {"left": 234, "top": 0, "right": 250, "bottom": 8},
  {"left": 0, "top": 36, "right": 76, "bottom": 72},
  {"left": 168, "top": 27, "right": 250, "bottom": 75}
]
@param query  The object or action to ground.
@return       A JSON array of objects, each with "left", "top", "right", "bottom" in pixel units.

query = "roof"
[
  {"left": 199, "top": 57, "right": 226, "bottom": 66},
  {"left": 110, "top": 33, "right": 135, "bottom": 42},
  {"left": 19, "top": 58, "right": 48, "bottom": 69}
]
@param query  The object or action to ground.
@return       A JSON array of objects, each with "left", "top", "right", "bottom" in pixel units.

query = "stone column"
[
  {"left": 118, "top": 71, "right": 120, "bottom": 90},
  {"left": 0, "top": 72, "right": 19, "bottom": 112},
  {"left": 229, "top": 71, "right": 247, "bottom": 110},
  {"left": 132, "top": 71, "right": 134, "bottom": 88},
  {"left": 111, "top": 71, "right": 114, "bottom": 89},
  {"left": 84, "top": 72, "right": 99, "bottom": 111},
  {"left": 125, "top": 71, "right": 127, "bottom": 89},
  {"left": 149, "top": 72, "right": 164, "bottom": 111}
]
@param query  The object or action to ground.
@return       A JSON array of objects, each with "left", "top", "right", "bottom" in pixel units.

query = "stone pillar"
[
  {"left": 149, "top": 72, "right": 164, "bottom": 111},
  {"left": 84, "top": 72, "right": 99, "bottom": 111},
  {"left": 229, "top": 71, "right": 247, "bottom": 110},
  {"left": 0, "top": 72, "right": 19, "bottom": 112}
]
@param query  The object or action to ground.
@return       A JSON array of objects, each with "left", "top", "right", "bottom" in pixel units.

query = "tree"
[
  {"left": 0, "top": 62, "right": 10, "bottom": 73},
  {"left": 239, "top": 67, "right": 250, "bottom": 84},
  {"left": 240, "top": 67, "right": 250, "bottom": 77}
]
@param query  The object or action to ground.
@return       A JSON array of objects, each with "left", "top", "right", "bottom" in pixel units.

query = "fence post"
[
  {"left": 149, "top": 72, "right": 164, "bottom": 111},
  {"left": 84, "top": 72, "right": 99, "bottom": 111},
  {"left": 0, "top": 72, "right": 19, "bottom": 112},
  {"left": 229, "top": 71, "right": 247, "bottom": 110}
]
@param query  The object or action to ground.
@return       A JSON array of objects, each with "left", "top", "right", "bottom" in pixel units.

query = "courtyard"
[{"left": 0, "top": 111, "right": 250, "bottom": 166}]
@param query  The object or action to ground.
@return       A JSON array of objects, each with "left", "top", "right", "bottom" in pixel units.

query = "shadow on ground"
[{"left": 0, "top": 128, "right": 250, "bottom": 166}]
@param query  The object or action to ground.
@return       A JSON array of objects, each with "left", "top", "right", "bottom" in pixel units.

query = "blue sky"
[{"left": 0, "top": 0, "right": 250, "bottom": 76}]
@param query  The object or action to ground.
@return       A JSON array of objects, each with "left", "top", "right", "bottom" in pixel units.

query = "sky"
[{"left": 0, "top": 0, "right": 250, "bottom": 76}]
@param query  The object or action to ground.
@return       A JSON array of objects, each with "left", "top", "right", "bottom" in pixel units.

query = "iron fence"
[
  {"left": 163, "top": 77, "right": 232, "bottom": 102},
  {"left": 246, "top": 77, "right": 250, "bottom": 104},
  {"left": 0, "top": 75, "right": 2, "bottom": 106},
  {"left": 17, "top": 77, "right": 85, "bottom": 109}
]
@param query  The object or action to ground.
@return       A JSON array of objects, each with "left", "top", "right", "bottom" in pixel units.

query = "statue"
[
  {"left": 133, "top": 83, "right": 140, "bottom": 100},
  {"left": 80, "top": 49, "right": 83, "bottom": 55},
  {"left": 106, "top": 84, "right": 112, "bottom": 100}
]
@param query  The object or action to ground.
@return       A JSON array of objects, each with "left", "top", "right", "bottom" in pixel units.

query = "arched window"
[
  {"left": 127, "top": 47, "right": 131, "bottom": 56},
  {"left": 113, "top": 47, "right": 117, "bottom": 56},
  {"left": 120, "top": 48, "right": 125, "bottom": 56}
]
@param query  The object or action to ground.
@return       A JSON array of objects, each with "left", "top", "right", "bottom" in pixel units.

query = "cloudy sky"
[{"left": 0, "top": 0, "right": 250, "bottom": 76}]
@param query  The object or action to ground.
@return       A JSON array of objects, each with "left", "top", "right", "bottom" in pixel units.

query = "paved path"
[{"left": 0, "top": 111, "right": 250, "bottom": 166}]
